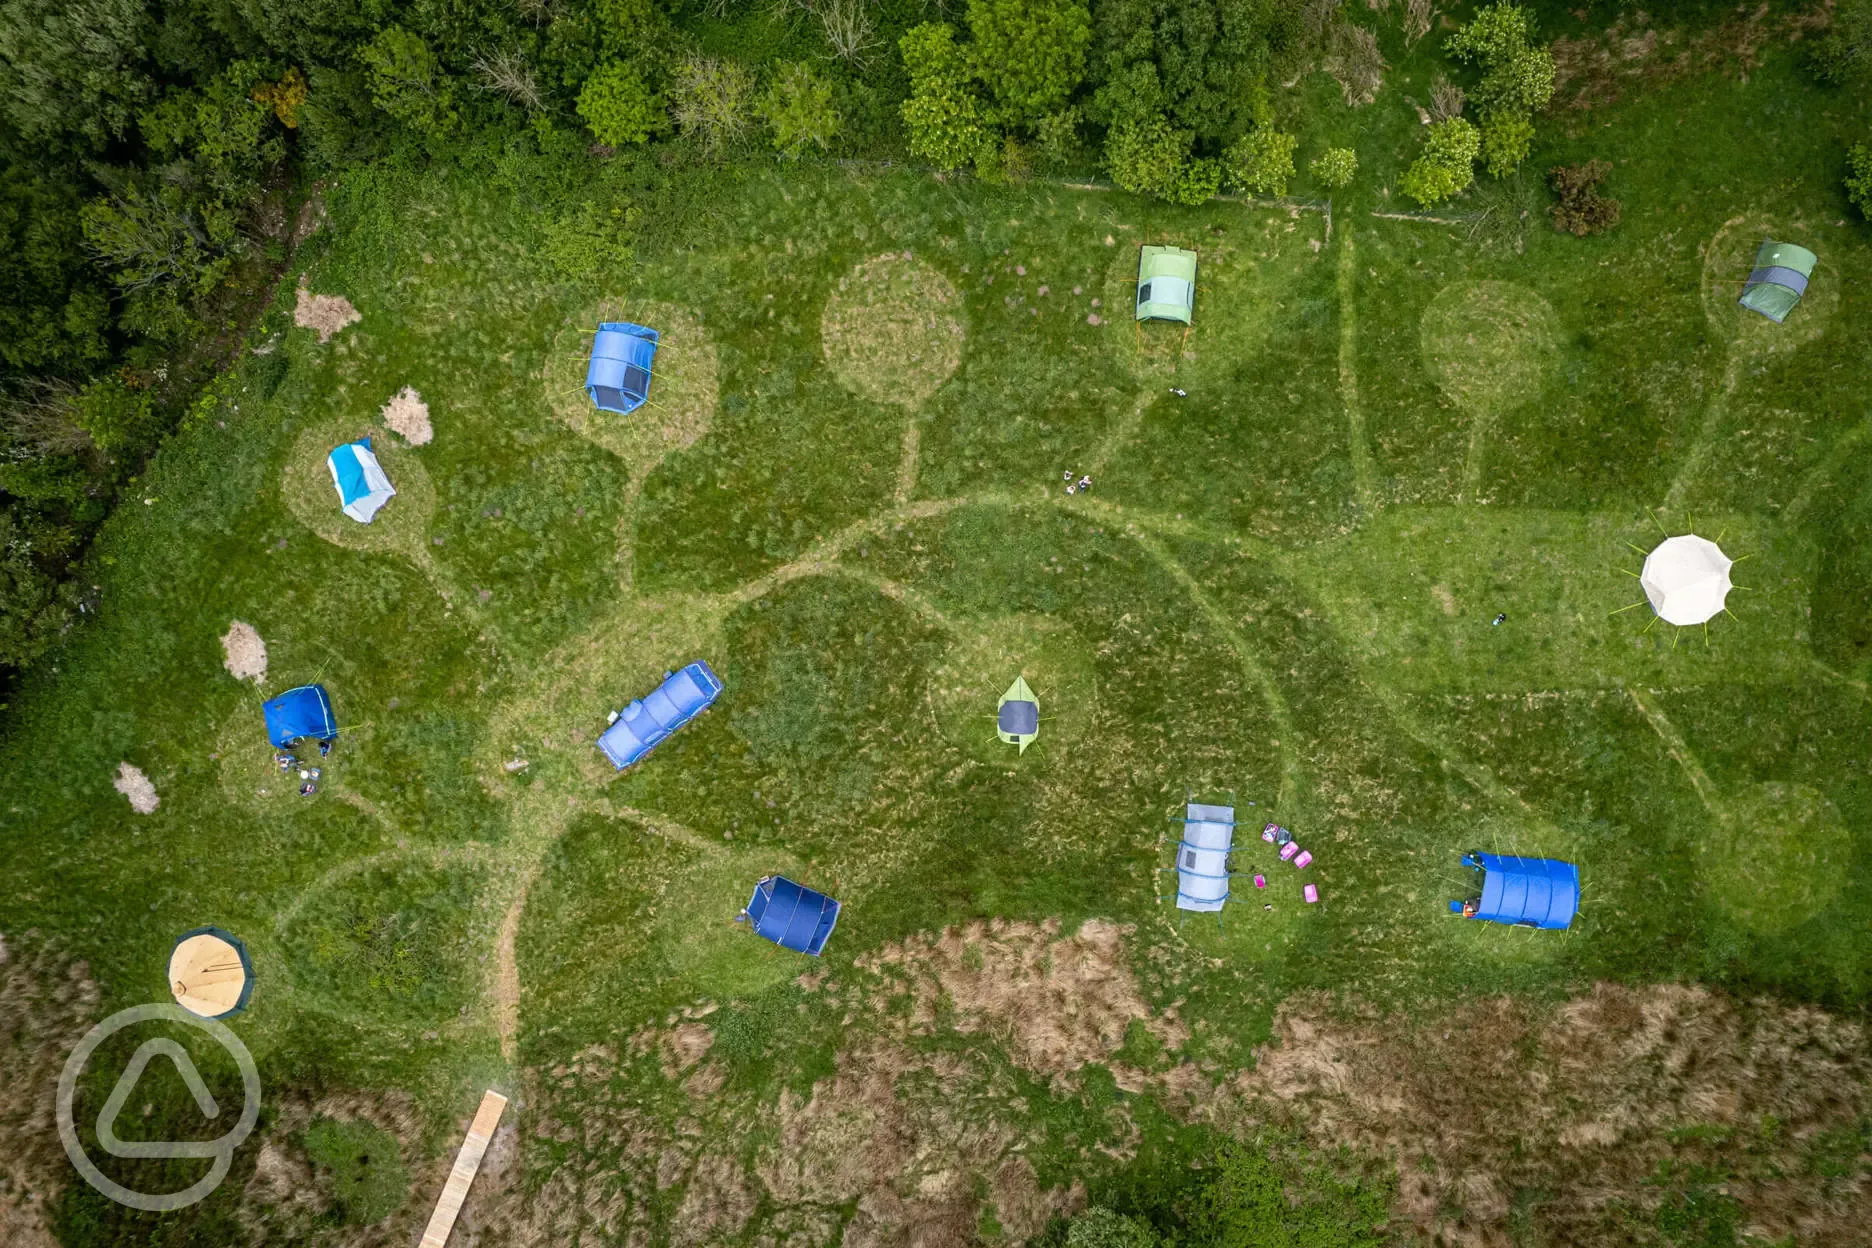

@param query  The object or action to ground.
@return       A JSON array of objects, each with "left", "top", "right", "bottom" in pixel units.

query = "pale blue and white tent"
[
  {"left": 1165, "top": 801, "right": 1236, "bottom": 923},
  {"left": 327, "top": 437, "right": 396, "bottom": 523}
]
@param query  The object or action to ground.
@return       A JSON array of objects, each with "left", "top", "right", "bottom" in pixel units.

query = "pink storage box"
[
  {"left": 1253, "top": 874, "right": 1267, "bottom": 889},
  {"left": 1261, "top": 823, "right": 1278, "bottom": 843},
  {"left": 1303, "top": 884, "right": 1319, "bottom": 904},
  {"left": 1293, "top": 850, "right": 1313, "bottom": 869},
  {"left": 1279, "top": 841, "right": 1300, "bottom": 861}
]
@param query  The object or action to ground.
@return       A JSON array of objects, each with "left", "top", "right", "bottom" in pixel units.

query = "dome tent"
[
  {"left": 326, "top": 437, "right": 396, "bottom": 523},
  {"left": 585, "top": 322, "right": 660, "bottom": 415},
  {"left": 1641, "top": 535, "right": 1733, "bottom": 626},
  {"left": 1135, "top": 245, "right": 1197, "bottom": 325},
  {"left": 169, "top": 927, "right": 254, "bottom": 1018},
  {"left": 262, "top": 683, "right": 336, "bottom": 748},
  {"left": 1738, "top": 240, "right": 1817, "bottom": 324},
  {"left": 741, "top": 876, "right": 840, "bottom": 955},
  {"left": 997, "top": 676, "right": 1039, "bottom": 753}
]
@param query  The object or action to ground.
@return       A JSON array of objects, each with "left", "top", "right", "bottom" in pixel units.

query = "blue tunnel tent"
[
  {"left": 1449, "top": 852, "right": 1579, "bottom": 930},
  {"left": 262, "top": 684, "right": 336, "bottom": 748},
  {"left": 1171, "top": 802, "right": 1235, "bottom": 916},
  {"left": 585, "top": 322, "right": 660, "bottom": 415},
  {"left": 742, "top": 876, "right": 841, "bottom": 955}
]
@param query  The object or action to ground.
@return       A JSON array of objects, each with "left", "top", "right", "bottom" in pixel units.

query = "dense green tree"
[
  {"left": 360, "top": 25, "right": 458, "bottom": 134},
  {"left": 899, "top": 23, "right": 996, "bottom": 171},
  {"left": 966, "top": 0, "right": 1092, "bottom": 128},
  {"left": 1812, "top": 0, "right": 1872, "bottom": 86},
  {"left": 1479, "top": 110, "right": 1533, "bottom": 178},
  {"left": 758, "top": 62, "right": 840, "bottom": 157},
  {"left": 576, "top": 61, "right": 663, "bottom": 146},
  {"left": 1442, "top": 3, "right": 1550, "bottom": 177},
  {"left": 1309, "top": 146, "right": 1357, "bottom": 190},
  {"left": 1105, "top": 112, "right": 1190, "bottom": 198},
  {"left": 0, "top": 176, "right": 112, "bottom": 375},
  {"left": 1087, "top": 0, "right": 1291, "bottom": 144},
  {"left": 669, "top": 56, "right": 755, "bottom": 155},
  {"left": 1399, "top": 116, "right": 1479, "bottom": 206},
  {"left": 0, "top": 0, "right": 153, "bottom": 152},
  {"left": 79, "top": 173, "right": 239, "bottom": 339}
]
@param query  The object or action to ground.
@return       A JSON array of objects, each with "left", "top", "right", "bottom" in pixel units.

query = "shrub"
[
  {"left": 1547, "top": 159, "right": 1621, "bottom": 236},
  {"left": 1399, "top": 117, "right": 1479, "bottom": 206},
  {"left": 1811, "top": 0, "right": 1872, "bottom": 86},
  {"left": 670, "top": 56, "right": 755, "bottom": 155},
  {"left": 899, "top": 24, "right": 997, "bottom": 171},
  {"left": 1479, "top": 110, "right": 1534, "bottom": 177},
  {"left": 1104, "top": 113, "right": 1191, "bottom": 200},
  {"left": 0, "top": 505, "right": 75, "bottom": 673},
  {"left": 758, "top": 62, "right": 840, "bottom": 156},
  {"left": 965, "top": 0, "right": 1091, "bottom": 127},
  {"left": 1066, "top": 1207, "right": 1159, "bottom": 1248},
  {"left": 1034, "top": 106, "right": 1082, "bottom": 170},
  {"left": 576, "top": 62, "right": 662, "bottom": 146},
  {"left": 1170, "top": 157, "right": 1221, "bottom": 205},
  {"left": 1223, "top": 127, "right": 1298, "bottom": 196},
  {"left": 1309, "top": 146, "right": 1358, "bottom": 190},
  {"left": 1848, "top": 143, "right": 1872, "bottom": 220},
  {"left": 541, "top": 198, "right": 639, "bottom": 281},
  {"left": 70, "top": 376, "right": 154, "bottom": 454}
]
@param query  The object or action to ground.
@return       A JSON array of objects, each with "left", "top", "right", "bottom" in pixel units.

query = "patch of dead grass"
[
  {"left": 113, "top": 761, "right": 159, "bottom": 813},
  {"left": 821, "top": 253, "right": 965, "bottom": 409},
  {"left": 1551, "top": 6, "right": 1833, "bottom": 114},
  {"left": 1324, "top": 18, "right": 1386, "bottom": 107},
  {"left": 221, "top": 620, "right": 267, "bottom": 683},
  {"left": 293, "top": 279, "right": 361, "bottom": 343},
  {"left": 379, "top": 387, "right": 433, "bottom": 446},
  {"left": 0, "top": 934, "right": 100, "bottom": 1248}
]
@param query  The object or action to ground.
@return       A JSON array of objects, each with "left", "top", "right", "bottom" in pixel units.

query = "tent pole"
[{"left": 1608, "top": 601, "right": 1647, "bottom": 616}]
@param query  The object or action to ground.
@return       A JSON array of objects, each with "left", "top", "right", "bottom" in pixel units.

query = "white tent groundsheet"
[
  {"left": 1641, "top": 534, "right": 1733, "bottom": 626},
  {"left": 1174, "top": 802, "right": 1235, "bottom": 913}
]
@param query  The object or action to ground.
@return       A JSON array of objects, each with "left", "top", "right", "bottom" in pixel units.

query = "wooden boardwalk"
[{"left": 419, "top": 1090, "right": 508, "bottom": 1248}]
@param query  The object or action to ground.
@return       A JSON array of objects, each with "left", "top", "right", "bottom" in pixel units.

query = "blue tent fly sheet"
[
  {"left": 326, "top": 437, "right": 396, "bottom": 523},
  {"left": 743, "top": 876, "right": 840, "bottom": 955},
  {"left": 586, "top": 322, "right": 660, "bottom": 415},
  {"left": 597, "top": 660, "right": 722, "bottom": 770},
  {"left": 262, "top": 684, "right": 336, "bottom": 748},
  {"left": 1449, "top": 852, "right": 1579, "bottom": 929},
  {"left": 1172, "top": 802, "right": 1235, "bottom": 914}
]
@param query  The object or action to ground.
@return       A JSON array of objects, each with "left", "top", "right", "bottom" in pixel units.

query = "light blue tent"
[
  {"left": 261, "top": 684, "right": 336, "bottom": 747},
  {"left": 1449, "top": 852, "right": 1579, "bottom": 929},
  {"left": 585, "top": 322, "right": 660, "bottom": 415},
  {"left": 741, "top": 876, "right": 840, "bottom": 955},
  {"left": 326, "top": 437, "right": 396, "bottom": 523},
  {"left": 1166, "top": 801, "right": 1236, "bottom": 922}
]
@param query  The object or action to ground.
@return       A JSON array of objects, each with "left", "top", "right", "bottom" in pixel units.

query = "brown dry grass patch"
[
  {"left": 1551, "top": 6, "right": 1833, "bottom": 114},
  {"left": 293, "top": 280, "right": 361, "bottom": 343},
  {"left": 821, "top": 253, "right": 965, "bottom": 409},
  {"left": 0, "top": 934, "right": 100, "bottom": 1248},
  {"left": 112, "top": 761, "right": 159, "bottom": 813},
  {"left": 379, "top": 387, "right": 433, "bottom": 446},
  {"left": 221, "top": 620, "right": 268, "bottom": 683}
]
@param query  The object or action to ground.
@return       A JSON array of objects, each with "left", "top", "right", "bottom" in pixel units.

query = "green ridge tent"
[
  {"left": 1738, "top": 241, "right": 1817, "bottom": 324},
  {"left": 1136, "top": 246, "right": 1197, "bottom": 325}
]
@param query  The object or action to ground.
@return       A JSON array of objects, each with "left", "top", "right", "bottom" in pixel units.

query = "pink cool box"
[
  {"left": 1253, "top": 874, "right": 1267, "bottom": 889},
  {"left": 1293, "top": 850, "right": 1313, "bottom": 869},
  {"left": 1303, "top": 884, "right": 1319, "bottom": 904},
  {"left": 1279, "top": 842, "right": 1300, "bottom": 861}
]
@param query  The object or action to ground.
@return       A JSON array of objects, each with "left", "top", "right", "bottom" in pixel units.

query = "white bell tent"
[{"left": 1641, "top": 535, "right": 1733, "bottom": 626}]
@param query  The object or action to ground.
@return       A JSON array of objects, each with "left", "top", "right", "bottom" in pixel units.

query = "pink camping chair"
[
  {"left": 1279, "top": 841, "right": 1300, "bottom": 862},
  {"left": 1253, "top": 874, "right": 1267, "bottom": 889},
  {"left": 1261, "top": 823, "right": 1278, "bottom": 843},
  {"left": 1293, "top": 850, "right": 1313, "bottom": 870},
  {"left": 1303, "top": 884, "right": 1320, "bottom": 904}
]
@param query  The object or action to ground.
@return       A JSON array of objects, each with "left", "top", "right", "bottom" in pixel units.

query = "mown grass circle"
[
  {"left": 1419, "top": 281, "right": 1562, "bottom": 415},
  {"left": 820, "top": 253, "right": 965, "bottom": 409},
  {"left": 282, "top": 420, "right": 434, "bottom": 560},
  {"left": 927, "top": 614, "right": 1097, "bottom": 765},
  {"left": 1700, "top": 782, "right": 1849, "bottom": 933},
  {"left": 1700, "top": 213, "right": 1839, "bottom": 357},
  {"left": 655, "top": 846, "right": 817, "bottom": 999},
  {"left": 543, "top": 299, "right": 720, "bottom": 472}
]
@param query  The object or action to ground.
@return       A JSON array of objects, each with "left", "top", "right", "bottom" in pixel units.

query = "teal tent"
[{"left": 1738, "top": 241, "right": 1816, "bottom": 324}]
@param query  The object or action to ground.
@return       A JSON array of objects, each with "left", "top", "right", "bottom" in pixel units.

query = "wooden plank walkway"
[{"left": 419, "top": 1090, "right": 508, "bottom": 1248}]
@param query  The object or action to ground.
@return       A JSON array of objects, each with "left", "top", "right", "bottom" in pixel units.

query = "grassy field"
[{"left": 3, "top": 10, "right": 1872, "bottom": 1247}]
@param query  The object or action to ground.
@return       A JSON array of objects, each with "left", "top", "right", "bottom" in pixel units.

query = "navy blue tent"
[
  {"left": 742, "top": 876, "right": 840, "bottom": 956},
  {"left": 1449, "top": 852, "right": 1579, "bottom": 930},
  {"left": 262, "top": 684, "right": 336, "bottom": 748},
  {"left": 585, "top": 322, "right": 659, "bottom": 415}
]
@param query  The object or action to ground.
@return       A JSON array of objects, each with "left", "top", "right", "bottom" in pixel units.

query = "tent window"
[
  {"left": 621, "top": 364, "right": 650, "bottom": 397},
  {"left": 1183, "top": 849, "right": 1197, "bottom": 868},
  {"left": 1137, "top": 282, "right": 1152, "bottom": 303}
]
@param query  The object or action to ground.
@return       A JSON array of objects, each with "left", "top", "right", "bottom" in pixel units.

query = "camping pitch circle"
[
  {"left": 1700, "top": 782, "right": 1849, "bottom": 934},
  {"left": 1701, "top": 214, "right": 1837, "bottom": 355},
  {"left": 1419, "top": 281, "right": 1561, "bottom": 415},
  {"left": 283, "top": 422, "right": 435, "bottom": 559},
  {"left": 544, "top": 299, "right": 720, "bottom": 472},
  {"left": 820, "top": 254, "right": 965, "bottom": 408},
  {"left": 927, "top": 614, "right": 1096, "bottom": 764}
]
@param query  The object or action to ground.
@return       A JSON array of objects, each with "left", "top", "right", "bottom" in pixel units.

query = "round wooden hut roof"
[{"left": 169, "top": 929, "right": 252, "bottom": 1019}]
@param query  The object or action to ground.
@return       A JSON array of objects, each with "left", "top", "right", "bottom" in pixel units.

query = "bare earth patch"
[
  {"left": 113, "top": 762, "right": 159, "bottom": 813},
  {"left": 821, "top": 253, "right": 965, "bottom": 408},
  {"left": 221, "top": 620, "right": 267, "bottom": 683},
  {"left": 293, "top": 280, "right": 362, "bottom": 343},
  {"left": 379, "top": 387, "right": 433, "bottom": 446}
]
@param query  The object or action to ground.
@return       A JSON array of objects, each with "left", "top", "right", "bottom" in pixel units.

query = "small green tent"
[
  {"left": 1136, "top": 246, "right": 1197, "bottom": 325},
  {"left": 1738, "top": 240, "right": 1816, "bottom": 324},
  {"left": 997, "top": 676, "right": 1038, "bottom": 754}
]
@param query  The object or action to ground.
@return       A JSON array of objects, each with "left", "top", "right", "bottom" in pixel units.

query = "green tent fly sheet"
[
  {"left": 1738, "top": 240, "right": 1817, "bottom": 324},
  {"left": 1135, "top": 246, "right": 1197, "bottom": 325}
]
